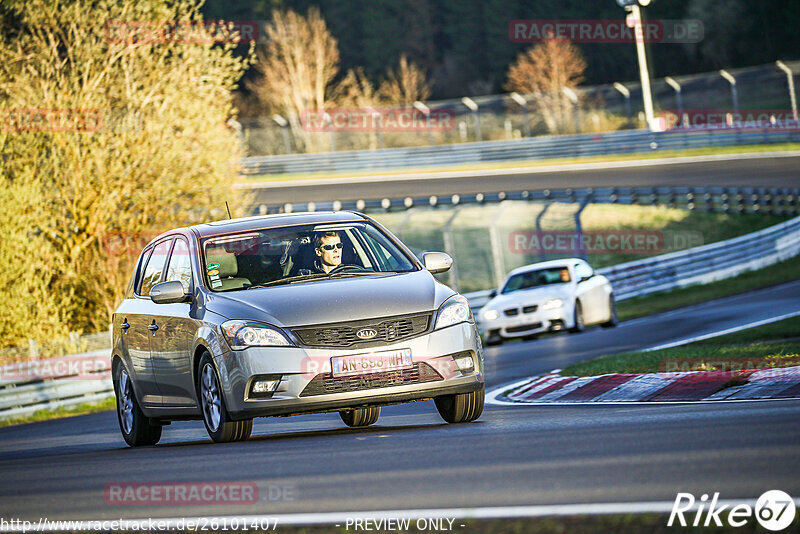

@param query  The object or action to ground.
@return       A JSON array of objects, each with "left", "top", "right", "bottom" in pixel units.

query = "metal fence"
[
  {"left": 241, "top": 61, "right": 800, "bottom": 157},
  {"left": 240, "top": 127, "right": 800, "bottom": 177}
]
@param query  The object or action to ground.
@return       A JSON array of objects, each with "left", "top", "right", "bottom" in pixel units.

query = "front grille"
[
  {"left": 299, "top": 362, "right": 443, "bottom": 397},
  {"left": 506, "top": 322, "right": 543, "bottom": 333},
  {"left": 522, "top": 305, "right": 538, "bottom": 313},
  {"left": 292, "top": 313, "right": 431, "bottom": 348},
  {"left": 504, "top": 308, "right": 519, "bottom": 316}
]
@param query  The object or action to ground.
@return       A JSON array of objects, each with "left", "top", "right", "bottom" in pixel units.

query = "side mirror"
[
  {"left": 422, "top": 252, "right": 453, "bottom": 274},
  {"left": 150, "top": 280, "right": 190, "bottom": 304},
  {"left": 488, "top": 289, "right": 498, "bottom": 298}
]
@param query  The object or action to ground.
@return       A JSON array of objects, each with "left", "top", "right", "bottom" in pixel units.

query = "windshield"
[
  {"left": 201, "top": 222, "right": 417, "bottom": 291},
  {"left": 501, "top": 266, "right": 571, "bottom": 294}
]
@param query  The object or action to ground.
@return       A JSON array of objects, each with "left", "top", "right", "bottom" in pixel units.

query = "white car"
[{"left": 477, "top": 258, "right": 616, "bottom": 345}]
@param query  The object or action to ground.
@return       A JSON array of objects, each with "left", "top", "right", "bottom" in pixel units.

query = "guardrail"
[
  {"left": 0, "top": 350, "right": 113, "bottom": 423},
  {"left": 254, "top": 185, "right": 800, "bottom": 216},
  {"left": 465, "top": 214, "right": 800, "bottom": 310},
  {"left": 240, "top": 126, "right": 800, "bottom": 176}
]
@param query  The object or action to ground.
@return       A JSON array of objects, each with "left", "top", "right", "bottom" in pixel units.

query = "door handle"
[
  {"left": 148, "top": 322, "right": 159, "bottom": 334},
  {"left": 121, "top": 320, "right": 130, "bottom": 333}
]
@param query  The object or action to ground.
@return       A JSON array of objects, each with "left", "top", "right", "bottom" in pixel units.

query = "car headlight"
[
  {"left": 542, "top": 298, "right": 563, "bottom": 310},
  {"left": 435, "top": 295, "right": 473, "bottom": 330},
  {"left": 221, "top": 320, "right": 293, "bottom": 349},
  {"left": 482, "top": 309, "right": 499, "bottom": 321}
]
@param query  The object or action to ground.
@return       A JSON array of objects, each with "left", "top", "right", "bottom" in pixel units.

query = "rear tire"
[
  {"left": 198, "top": 353, "right": 253, "bottom": 443},
  {"left": 601, "top": 295, "right": 618, "bottom": 328},
  {"left": 435, "top": 386, "right": 484, "bottom": 424},
  {"left": 569, "top": 301, "right": 585, "bottom": 333},
  {"left": 114, "top": 364, "right": 162, "bottom": 447},
  {"left": 339, "top": 406, "right": 381, "bottom": 427}
]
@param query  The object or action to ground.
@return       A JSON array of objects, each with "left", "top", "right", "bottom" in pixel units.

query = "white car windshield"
[
  {"left": 201, "top": 222, "right": 417, "bottom": 291},
  {"left": 501, "top": 267, "right": 571, "bottom": 294}
]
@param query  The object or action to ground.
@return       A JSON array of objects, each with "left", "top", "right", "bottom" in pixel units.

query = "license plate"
[{"left": 331, "top": 349, "right": 412, "bottom": 377}]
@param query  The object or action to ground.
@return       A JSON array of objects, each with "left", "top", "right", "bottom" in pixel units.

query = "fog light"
[
  {"left": 454, "top": 356, "right": 474, "bottom": 371},
  {"left": 252, "top": 379, "right": 280, "bottom": 394}
]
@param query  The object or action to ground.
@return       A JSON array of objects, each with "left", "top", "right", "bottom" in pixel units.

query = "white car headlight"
[
  {"left": 482, "top": 309, "right": 499, "bottom": 321},
  {"left": 435, "top": 295, "right": 473, "bottom": 330},
  {"left": 542, "top": 298, "right": 563, "bottom": 310},
  {"left": 221, "top": 320, "right": 293, "bottom": 349}
]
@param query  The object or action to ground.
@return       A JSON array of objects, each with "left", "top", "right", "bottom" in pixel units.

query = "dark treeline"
[{"left": 203, "top": 0, "right": 800, "bottom": 99}]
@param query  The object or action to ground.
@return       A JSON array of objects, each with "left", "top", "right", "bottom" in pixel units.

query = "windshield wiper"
[{"left": 245, "top": 273, "right": 329, "bottom": 288}]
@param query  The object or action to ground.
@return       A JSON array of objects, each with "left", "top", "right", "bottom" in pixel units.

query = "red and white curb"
[{"left": 486, "top": 366, "right": 800, "bottom": 405}]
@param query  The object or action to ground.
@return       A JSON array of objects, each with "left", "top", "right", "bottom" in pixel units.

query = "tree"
[
  {"left": 378, "top": 55, "right": 432, "bottom": 105},
  {"left": 248, "top": 7, "right": 340, "bottom": 152},
  {"left": 0, "top": 0, "right": 250, "bottom": 349},
  {"left": 505, "top": 39, "right": 587, "bottom": 134}
]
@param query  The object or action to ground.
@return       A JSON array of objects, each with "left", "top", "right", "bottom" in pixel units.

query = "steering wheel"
[{"left": 328, "top": 264, "right": 372, "bottom": 274}]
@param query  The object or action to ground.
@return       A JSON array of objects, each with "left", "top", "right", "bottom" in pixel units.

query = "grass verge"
[
  {"left": 561, "top": 316, "right": 800, "bottom": 377},
  {"left": 616, "top": 254, "right": 800, "bottom": 322},
  {"left": 0, "top": 396, "right": 115, "bottom": 428},
  {"left": 238, "top": 143, "right": 800, "bottom": 183}
]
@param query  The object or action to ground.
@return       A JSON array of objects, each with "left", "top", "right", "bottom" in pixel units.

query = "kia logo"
[{"left": 356, "top": 328, "right": 378, "bottom": 340}]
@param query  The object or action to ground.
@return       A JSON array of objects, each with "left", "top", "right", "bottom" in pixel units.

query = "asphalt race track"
[
  {"left": 2, "top": 281, "right": 800, "bottom": 522},
  {"left": 246, "top": 153, "right": 800, "bottom": 206}
]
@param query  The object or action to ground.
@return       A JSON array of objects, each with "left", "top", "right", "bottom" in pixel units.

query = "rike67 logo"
[{"left": 668, "top": 490, "right": 796, "bottom": 531}]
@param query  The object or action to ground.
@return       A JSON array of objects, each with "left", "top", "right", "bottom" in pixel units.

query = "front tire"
[
  {"left": 198, "top": 353, "right": 253, "bottom": 443},
  {"left": 114, "top": 364, "right": 162, "bottom": 447},
  {"left": 569, "top": 300, "right": 585, "bottom": 333},
  {"left": 339, "top": 406, "right": 381, "bottom": 427},
  {"left": 435, "top": 387, "right": 484, "bottom": 423}
]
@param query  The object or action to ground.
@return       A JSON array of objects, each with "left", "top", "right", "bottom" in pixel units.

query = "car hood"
[
  {"left": 482, "top": 284, "right": 572, "bottom": 312},
  {"left": 204, "top": 270, "right": 453, "bottom": 327}
]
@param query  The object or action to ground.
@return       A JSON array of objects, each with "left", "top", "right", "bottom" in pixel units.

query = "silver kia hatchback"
[{"left": 112, "top": 212, "right": 484, "bottom": 446}]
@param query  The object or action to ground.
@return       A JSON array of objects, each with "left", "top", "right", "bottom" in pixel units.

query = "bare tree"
[
  {"left": 378, "top": 54, "right": 431, "bottom": 105},
  {"left": 248, "top": 8, "right": 340, "bottom": 152},
  {"left": 505, "top": 40, "right": 587, "bottom": 134}
]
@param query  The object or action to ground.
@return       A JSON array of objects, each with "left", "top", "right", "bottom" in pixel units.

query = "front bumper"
[
  {"left": 478, "top": 307, "right": 567, "bottom": 338},
  {"left": 215, "top": 322, "right": 484, "bottom": 419}
]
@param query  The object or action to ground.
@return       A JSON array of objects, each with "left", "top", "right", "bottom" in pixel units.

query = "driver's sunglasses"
[{"left": 319, "top": 242, "right": 343, "bottom": 251}]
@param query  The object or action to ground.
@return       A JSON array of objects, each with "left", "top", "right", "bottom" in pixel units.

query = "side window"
[
  {"left": 139, "top": 239, "right": 172, "bottom": 296},
  {"left": 166, "top": 238, "right": 192, "bottom": 293},
  {"left": 574, "top": 262, "right": 593, "bottom": 281}
]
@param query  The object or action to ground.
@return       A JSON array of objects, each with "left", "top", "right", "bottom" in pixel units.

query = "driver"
[{"left": 312, "top": 231, "right": 343, "bottom": 274}]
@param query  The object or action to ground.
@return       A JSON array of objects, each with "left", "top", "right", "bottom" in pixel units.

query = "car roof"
[
  {"left": 148, "top": 211, "right": 369, "bottom": 245},
  {"left": 506, "top": 258, "right": 584, "bottom": 277}
]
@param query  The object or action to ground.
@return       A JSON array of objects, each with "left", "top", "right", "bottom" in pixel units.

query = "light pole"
[
  {"left": 720, "top": 69, "right": 739, "bottom": 123},
  {"left": 664, "top": 76, "right": 684, "bottom": 128},
  {"left": 461, "top": 97, "right": 481, "bottom": 141},
  {"left": 271, "top": 114, "right": 292, "bottom": 154},
  {"left": 562, "top": 87, "right": 581, "bottom": 133},
  {"left": 613, "top": 82, "right": 633, "bottom": 129},
  {"left": 776, "top": 61, "right": 798, "bottom": 123},
  {"left": 413, "top": 101, "right": 434, "bottom": 145},
  {"left": 510, "top": 92, "right": 531, "bottom": 137},
  {"left": 616, "top": 0, "right": 657, "bottom": 131}
]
